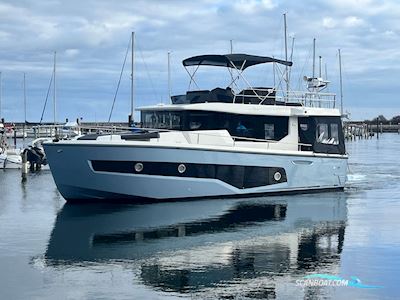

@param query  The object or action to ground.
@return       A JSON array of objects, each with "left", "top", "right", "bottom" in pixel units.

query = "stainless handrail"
[{"left": 232, "top": 87, "right": 336, "bottom": 108}]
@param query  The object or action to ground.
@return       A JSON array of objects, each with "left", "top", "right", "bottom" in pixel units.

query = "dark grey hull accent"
[
  {"left": 64, "top": 185, "right": 345, "bottom": 204},
  {"left": 45, "top": 142, "right": 347, "bottom": 201},
  {"left": 91, "top": 160, "right": 287, "bottom": 189}
]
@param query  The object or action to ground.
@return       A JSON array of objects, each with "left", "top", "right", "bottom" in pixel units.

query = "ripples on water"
[{"left": 0, "top": 134, "right": 399, "bottom": 299}]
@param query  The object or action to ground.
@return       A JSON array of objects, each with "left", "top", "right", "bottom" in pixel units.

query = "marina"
[{"left": 1, "top": 1, "right": 399, "bottom": 298}]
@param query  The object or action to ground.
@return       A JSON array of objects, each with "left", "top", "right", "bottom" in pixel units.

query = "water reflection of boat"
[{"left": 45, "top": 194, "right": 347, "bottom": 298}]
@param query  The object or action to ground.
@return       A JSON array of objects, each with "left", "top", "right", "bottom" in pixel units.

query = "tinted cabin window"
[
  {"left": 230, "top": 115, "right": 288, "bottom": 140},
  {"left": 141, "top": 110, "right": 289, "bottom": 141},
  {"left": 316, "top": 123, "right": 341, "bottom": 145},
  {"left": 316, "top": 123, "right": 329, "bottom": 143},
  {"left": 298, "top": 116, "right": 345, "bottom": 155},
  {"left": 187, "top": 112, "right": 216, "bottom": 130},
  {"left": 264, "top": 124, "right": 275, "bottom": 140},
  {"left": 330, "top": 123, "right": 339, "bottom": 145},
  {"left": 298, "top": 117, "right": 314, "bottom": 151},
  {"left": 142, "top": 111, "right": 182, "bottom": 130}
]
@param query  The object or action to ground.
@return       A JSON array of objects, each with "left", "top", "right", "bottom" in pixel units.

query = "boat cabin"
[{"left": 138, "top": 53, "right": 345, "bottom": 155}]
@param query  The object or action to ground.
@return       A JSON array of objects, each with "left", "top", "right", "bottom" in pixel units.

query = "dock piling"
[{"left": 21, "top": 150, "right": 28, "bottom": 181}]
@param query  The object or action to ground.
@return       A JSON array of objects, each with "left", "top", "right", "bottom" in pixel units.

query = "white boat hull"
[
  {"left": 0, "top": 150, "right": 50, "bottom": 170},
  {"left": 44, "top": 142, "right": 347, "bottom": 202},
  {"left": 0, "top": 153, "right": 22, "bottom": 169}
]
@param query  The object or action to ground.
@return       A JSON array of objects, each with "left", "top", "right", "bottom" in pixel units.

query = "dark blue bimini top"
[{"left": 182, "top": 53, "right": 293, "bottom": 70}]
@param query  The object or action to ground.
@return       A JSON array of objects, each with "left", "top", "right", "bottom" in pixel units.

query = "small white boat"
[{"left": 0, "top": 148, "right": 22, "bottom": 169}]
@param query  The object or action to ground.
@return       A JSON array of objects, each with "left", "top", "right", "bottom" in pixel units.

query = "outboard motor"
[{"left": 24, "top": 146, "right": 47, "bottom": 171}]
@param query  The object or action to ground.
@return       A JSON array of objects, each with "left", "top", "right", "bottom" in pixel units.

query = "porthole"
[
  {"left": 274, "top": 171, "right": 282, "bottom": 181},
  {"left": 134, "top": 163, "right": 143, "bottom": 172},
  {"left": 178, "top": 164, "right": 186, "bottom": 174}
]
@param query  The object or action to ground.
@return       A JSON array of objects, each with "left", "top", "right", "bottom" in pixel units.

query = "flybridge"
[{"left": 174, "top": 53, "right": 336, "bottom": 108}]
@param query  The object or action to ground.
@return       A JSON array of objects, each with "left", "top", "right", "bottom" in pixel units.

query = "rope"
[
  {"left": 108, "top": 35, "right": 132, "bottom": 122},
  {"left": 136, "top": 42, "right": 160, "bottom": 102},
  {"left": 296, "top": 44, "right": 313, "bottom": 91},
  {"left": 39, "top": 71, "right": 54, "bottom": 124}
]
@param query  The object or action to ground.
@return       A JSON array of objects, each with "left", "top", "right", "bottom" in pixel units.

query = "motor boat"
[{"left": 44, "top": 53, "right": 347, "bottom": 202}]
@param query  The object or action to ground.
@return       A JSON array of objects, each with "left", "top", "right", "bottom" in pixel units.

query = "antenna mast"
[
  {"left": 131, "top": 32, "right": 135, "bottom": 123},
  {"left": 312, "top": 38, "right": 316, "bottom": 79}
]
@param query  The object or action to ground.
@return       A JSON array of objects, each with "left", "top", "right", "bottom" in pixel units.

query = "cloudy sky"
[{"left": 0, "top": 0, "right": 398, "bottom": 122}]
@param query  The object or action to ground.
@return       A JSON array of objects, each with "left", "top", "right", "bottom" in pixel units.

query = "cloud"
[
  {"left": 0, "top": 0, "right": 399, "bottom": 121},
  {"left": 322, "top": 16, "right": 366, "bottom": 29},
  {"left": 322, "top": 17, "right": 337, "bottom": 29},
  {"left": 64, "top": 49, "right": 79, "bottom": 57},
  {"left": 344, "top": 16, "right": 366, "bottom": 27},
  {"left": 233, "top": 0, "right": 275, "bottom": 14}
]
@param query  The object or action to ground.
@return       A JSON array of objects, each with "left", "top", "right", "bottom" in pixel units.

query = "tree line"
[{"left": 365, "top": 115, "right": 400, "bottom": 124}]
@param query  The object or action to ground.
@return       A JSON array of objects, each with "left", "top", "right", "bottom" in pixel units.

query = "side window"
[
  {"left": 264, "top": 124, "right": 274, "bottom": 140},
  {"left": 316, "top": 123, "right": 329, "bottom": 143},
  {"left": 142, "top": 111, "right": 181, "bottom": 130},
  {"left": 142, "top": 111, "right": 157, "bottom": 128},
  {"left": 188, "top": 113, "right": 208, "bottom": 130},
  {"left": 171, "top": 113, "right": 181, "bottom": 130},
  {"left": 330, "top": 123, "right": 339, "bottom": 145},
  {"left": 158, "top": 112, "right": 168, "bottom": 129}
]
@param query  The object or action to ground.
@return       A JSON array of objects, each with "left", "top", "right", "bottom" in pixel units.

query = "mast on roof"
[{"left": 130, "top": 31, "right": 135, "bottom": 124}]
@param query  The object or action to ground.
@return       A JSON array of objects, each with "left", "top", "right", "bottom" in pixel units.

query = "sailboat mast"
[
  {"left": 338, "top": 48, "right": 343, "bottom": 115},
  {"left": 53, "top": 51, "right": 56, "bottom": 126},
  {"left": 283, "top": 13, "right": 289, "bottom": 101},
  {"left": 23, "top": 72, "right": 26, "bottom": 142},
  {"left": 319, "top": 56, "right": 322, "bottom": 78},
  {"left": 131, "top": 31, "right": 135, "bottom": 123},
  {"left": 0, "top": 72, "right": 2, "bottom": 120},
  {"left": 168, "top": 51, "right": 171, "bottom": 101},
  {"left": 23, "top": 72, "right": 26, "bottom": 123}
]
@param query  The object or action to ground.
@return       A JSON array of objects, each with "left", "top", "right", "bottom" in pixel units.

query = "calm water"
[{"left": 0, "top": 134, "right": 399, "bottom": 299}]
